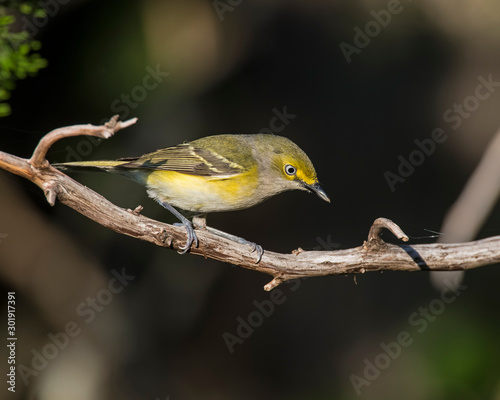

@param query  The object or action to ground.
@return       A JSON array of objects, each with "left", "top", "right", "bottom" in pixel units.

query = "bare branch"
[
  {"left": 29, "top": 115, "right": 138, "bottom": 168},
  {"left": 367, "top": 217, "right": 409, "bottom": 244},
  {"left": 1, "top": 117, "right": 500, "bottom": 291}
]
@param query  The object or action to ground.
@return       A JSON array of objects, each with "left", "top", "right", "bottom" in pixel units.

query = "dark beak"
[{"left": 305, "top": 182, "right": 330, "bottom": 203}]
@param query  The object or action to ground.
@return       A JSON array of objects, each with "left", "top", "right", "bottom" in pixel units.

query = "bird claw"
[
  {"left": 177, "top": 245, "right": 189, "bottom": 255},
  {"left": 250, "top": 243, "right": 264, "bottom": 263},
  {"left": 173, "top": 222, "right": 199, "bottom": 254}
]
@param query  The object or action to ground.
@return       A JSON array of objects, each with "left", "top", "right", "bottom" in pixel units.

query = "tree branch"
[
  {"left": 29, "top": 115, "right": 137, "bottom": 168},
  {"left": 1, "top": 117, "right": 500, "bottom": 291}
]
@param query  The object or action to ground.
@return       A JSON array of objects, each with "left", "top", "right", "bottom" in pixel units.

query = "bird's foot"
[
  {"left": 157, "top": 201, "right": 199, "bottom": 254},
  {"left": 202, "top": 225, "right": 263, "bottom": 263},
  {"left": 173, "top": 221, "right": 199, "bottom": 254}
]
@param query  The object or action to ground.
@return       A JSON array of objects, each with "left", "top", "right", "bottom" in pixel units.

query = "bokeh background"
[{"left": 1, "top": 0, "right": 500, "bottom": 399}]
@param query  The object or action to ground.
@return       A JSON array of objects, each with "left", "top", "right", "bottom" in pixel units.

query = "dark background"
[{"left": 1, "top": 1, "right": 500, "bottom": 399}]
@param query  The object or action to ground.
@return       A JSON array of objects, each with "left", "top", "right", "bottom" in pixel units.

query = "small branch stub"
[
  {"left": 128, "top": 205, "right": 143, "bottom": 216},
  {"left": 43, "top": 181, "right": 59, "bottom": 206},
  {"left": 264, "top": 276, "right": 285, "bottom": 291},
  {"left": 367, "top": 217, "right": 409, "bottom": 244}
]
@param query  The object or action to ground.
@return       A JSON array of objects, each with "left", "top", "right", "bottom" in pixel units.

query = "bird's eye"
[{"left": 284, "top": 164, "right": 297, "bottom": 176}]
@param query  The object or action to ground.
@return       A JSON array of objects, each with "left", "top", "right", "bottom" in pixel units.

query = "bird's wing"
[{"left": 118, "top": 143, "right": 247, "bottom": 177}]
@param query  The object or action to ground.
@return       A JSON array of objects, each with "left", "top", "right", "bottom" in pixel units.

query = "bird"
[{"left": 54, "top": 134, "right": 330, "bottom": 261}]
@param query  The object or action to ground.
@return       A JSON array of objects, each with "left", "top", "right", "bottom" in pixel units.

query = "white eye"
[{"left": 284, "top": 164, "right": 297, "bottom": 176}]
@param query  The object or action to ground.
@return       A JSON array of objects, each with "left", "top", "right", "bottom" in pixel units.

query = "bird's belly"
[{"left": 145, "top": 169, "right": 260, "bottom": 213}]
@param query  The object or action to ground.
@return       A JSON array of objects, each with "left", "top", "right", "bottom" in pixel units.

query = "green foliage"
[{"left": 0, "top": 1, "right": 48, "bottom": 117}]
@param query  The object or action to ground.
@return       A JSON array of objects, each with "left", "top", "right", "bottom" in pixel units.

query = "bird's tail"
[
  {"left": 53, "top": 159, "right": 147, "bottom": 183},
  {"left": 53, "top": 160, "right": 130, "bottom": 173}
]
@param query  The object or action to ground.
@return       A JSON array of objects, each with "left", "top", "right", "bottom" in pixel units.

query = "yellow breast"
[{"left": 145, "top": 167, "right": 260, "bottom": 213}]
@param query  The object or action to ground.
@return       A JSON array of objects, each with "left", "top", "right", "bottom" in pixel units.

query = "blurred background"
[{"left": 1, "top": 0, "right": 500, "bottom": 399}]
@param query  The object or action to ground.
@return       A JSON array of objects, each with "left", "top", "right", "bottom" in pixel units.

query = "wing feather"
[{"left": 118, "top": 143, "right": 246, "bottom": 177}]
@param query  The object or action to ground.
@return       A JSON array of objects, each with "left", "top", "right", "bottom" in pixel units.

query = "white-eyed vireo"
[{"left": 56, "top": 134, "right": 329, "bottom": 260}]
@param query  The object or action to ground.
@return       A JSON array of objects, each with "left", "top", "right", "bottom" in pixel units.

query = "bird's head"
[{"left": 253, "top": 135, "right": 330, "bottom": 203}]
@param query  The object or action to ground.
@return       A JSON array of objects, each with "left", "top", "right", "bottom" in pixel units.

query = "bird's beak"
[{"left": 304, "top": 182, "right": 330, "bottom": 203}]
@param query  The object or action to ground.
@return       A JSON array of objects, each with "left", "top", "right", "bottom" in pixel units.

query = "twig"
[
  {"left": 367, "top": 218, "right": 409, "bottom": 244},
  {"left": 29, "top": 116, "right": 137, "bottom": 168},
  {"left": 1, "top": 117, "right": 500, "bottom": 291}
]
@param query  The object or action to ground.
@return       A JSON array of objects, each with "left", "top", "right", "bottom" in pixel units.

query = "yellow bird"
[{"left": 55, "top": 134, "right": 330, "bottom": 260}]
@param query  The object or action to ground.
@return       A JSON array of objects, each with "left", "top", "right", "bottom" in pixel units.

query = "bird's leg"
[
  {"left": 157, "top": 201, "right": 199, "bottom": 254},
  {"left": 193, "top": 214, "right": 263, "bottom": 263}
]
